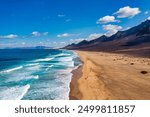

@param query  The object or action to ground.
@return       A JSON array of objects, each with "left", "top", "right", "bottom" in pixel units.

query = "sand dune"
[{"left": 70, "top": 51, "right": 150, "bottom": 100}]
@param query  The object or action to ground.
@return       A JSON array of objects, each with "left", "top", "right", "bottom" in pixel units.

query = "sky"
[{"left": 0, "top": 0, "right": 150, "bottom": 48}]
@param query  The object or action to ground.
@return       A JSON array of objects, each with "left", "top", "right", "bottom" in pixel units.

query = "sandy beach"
[{"left": 70, "top": 51, "right": 150, "bottom": 100}]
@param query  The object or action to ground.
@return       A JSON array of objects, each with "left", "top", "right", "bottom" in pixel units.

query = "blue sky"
[{"left": 0, "top": 0, "right": 150, "bottom": 48}]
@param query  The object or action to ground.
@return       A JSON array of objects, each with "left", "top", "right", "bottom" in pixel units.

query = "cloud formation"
[
  {"left": 103, "top": 24, "right": 122, "bottom": 36},
  {"left": 32, "top": 31, "right": 48, "bottom": 37},
  {"left": 65, "top": 19, "right": 71, "bottom": 22},
  {"left": 96, "top": 16, "right": 119, "bottom": 24},
  {"left": 22, "top": 42, "right": 26, "bottom": 45},
  {"left": 147, "top": 16, "right": 150, "bottom": 20},
  {"left": 114, "top": 6, "right": 141, "bottom": 18},
  {"left": 69, "top": 38, "right": 85, "bottom": 44},
  {"left": 57, "top": 33, "right": 80, "bottom": 38},
  {"left": 88, "top": 33, "right": 103, "bottom": 40},
  {"left": 144, "top": 11, "right": 149, "bottom": 15},
  {"left": 69, "top": 33, "right": 103, "bottom": 44},
  {"left": 43, "top": 32, "right": 48, "bottom": 36},
  {"left": 32, "top": 31, "right": 41, "bottom": 37},
  {"left": 0, "top": 34, "right": 18, "bottom": 39},
  {"left": 57, "top": 33, "right": 71, "bottom": 38},
  {"left": 58, "top": 14, "right": 65, "bottom": 18},
  {"left": 60, "top": 42, "right": 66, "bottom": 44}
]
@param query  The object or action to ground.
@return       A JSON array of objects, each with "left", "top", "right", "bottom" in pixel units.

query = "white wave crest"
[
  {"left": 26, "top": 63, "right": 39, "bottom": 66},
  {"left": 6, "top": 74, "right": 39, "bottom": 82},
  {"left": 45, "top": 65, "right": 54, "bottom": 71},
  {"left": 34, "top": 58, "right": 53, "bottom": 62},
  {"left": 56, "top": 57, "right": 73, "bottom": 62},
  {"left": 54, "top": 53, "right": 71, "bottom": 57},
  {"left": 1, "top": 66, "right": 23, "bottom": 73}
]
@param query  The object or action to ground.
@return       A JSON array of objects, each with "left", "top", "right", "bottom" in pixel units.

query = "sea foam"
[
  {"left": 0, "top": 84, "right": 30, "bottom": 100},
  {"left": 45, "top": 65, "right": 54, "bottom": 71},
  {"left": 34, "top": 57, "right": 53, "bottom": 62}
]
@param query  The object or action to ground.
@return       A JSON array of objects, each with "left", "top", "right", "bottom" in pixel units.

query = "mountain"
[
  {"left": 64, "top": 35, "right": 108, "bottom": 49},
  {"left": 64, "top": 20, "right": 150, "bottom": 57}
]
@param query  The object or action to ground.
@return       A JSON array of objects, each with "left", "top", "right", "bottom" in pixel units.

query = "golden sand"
[{"left": 70, "top": 51, "right": 150, "bottom": 100}]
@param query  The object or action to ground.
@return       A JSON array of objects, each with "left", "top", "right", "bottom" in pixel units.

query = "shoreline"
[
  {"left": 69, "top": 50, "right": 150, "bottom": 100},
  {"left": 69, "top": 65, "right": 83, "bottom": 100}
]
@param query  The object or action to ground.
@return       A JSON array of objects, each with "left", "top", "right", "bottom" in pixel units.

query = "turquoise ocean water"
[{"left": 0, "top": 49, "right": 80, "bottom": 100}]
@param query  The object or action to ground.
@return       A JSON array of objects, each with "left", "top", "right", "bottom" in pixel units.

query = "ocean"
[{"left": 0, "top": 49, "right": 81, "bottom": 100}]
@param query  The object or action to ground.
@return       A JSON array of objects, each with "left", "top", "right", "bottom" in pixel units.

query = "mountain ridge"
[{"left": 64, "top": 20, "right": 150, "bottom": 57}]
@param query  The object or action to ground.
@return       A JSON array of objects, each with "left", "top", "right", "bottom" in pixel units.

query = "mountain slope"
[{"left": 64, "top": 20, "right": 150, "bottom": 57}]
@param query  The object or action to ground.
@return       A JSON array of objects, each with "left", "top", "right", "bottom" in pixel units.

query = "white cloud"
[
  {"left": 124, "top": 27, "right": 131, "bottom": 31},
  {"left": 57, "top": 33, "right": 80, "bottom": 38},
  {"left": 71, "top": 38, "right": 85, "bottom": 44},
  {"left": 32, "top": 31, "right": 41, "bottom": 37},
  {"left": 22, "top": 42, "right": 26, "bottom": 45},
  {"left": 88, "top": 33, "right": 103, "bottom": 40},
  {"left": 103, "top": 24, "right": 123, "bottom": 36},
  {"left": 0, "top": 34, "right": 18, "bottom": 39},
  {"left": 147, "top": 16, "right": 150, "bottom": 20},
  {"left": 57, "top": 33, "right": 71, "bottom": 38},
  {"left": 60, "top": 42, "right": 66, "bottom": 44},
  {"left": 65, "top": 19, "right": 71, "bottom": 22},
  {"left": 96, "top": 16, "right": 119, "bottom": 24},
  {"left": 43, "top": 32, "right": 48, "bottom": 36},
  {"left": 53, "top": 42, "right": 57, "bottom": 44},
  {"left": 69, "top": 33, "right": 103, "bottom": 44},
  {"left": 144, "top": 11, "right": 149, "bottom": 15},
  {"left": 114, "top": 6, "right": 141, "bottom": 18},
  {"left": 69, "top": 39, "right": 74, "bottom": 42},
  {"left": 58, "top": 14, "right": 65, "bottom": 17},
  {"left": 32, "top": 31, "right": 49, "bottom": 37}
]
